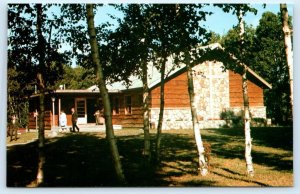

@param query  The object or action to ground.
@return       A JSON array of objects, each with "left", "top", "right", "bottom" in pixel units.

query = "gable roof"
[
  {"left": 89, "top": 43, "right": 272, "bottom": 93},
  {"left": 202, "top": 43, "right": 272, "bottom": 89}
]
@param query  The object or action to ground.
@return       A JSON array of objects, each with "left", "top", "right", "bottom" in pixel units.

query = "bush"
[
  {"left": 251, "top": 118, "right": 266, "bottom": 127},
  {"left": 220, "top": 109, "right": 244, "bottom": 128}
]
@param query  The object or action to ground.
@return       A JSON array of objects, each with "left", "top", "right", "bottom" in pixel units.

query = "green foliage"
[
  {"left": 251, "top": 118, "right": 266, "bottom": 127},
  {"left": 8, "top": 4, "right": 67, "bottom": 127},
  {"left": 207, "top": 31, "right": 222, "bottom": 44},
  {"left": 220, "top": 109, "right": 235, "bottom": 120},
  {"left": 253, "top": 12, "right": 292, "bottom": 125},
  {"left": 219, "top": 9, "right": 292, "bottom": 125},
  {"left": 220, "top": 109, "right": 244, "bottom": 128},
  {"left": 54, "top": 65, "right": 96, "bottom": 89},
  {"left": 220, "top": 24, "right": 256, "bottom": 63}
]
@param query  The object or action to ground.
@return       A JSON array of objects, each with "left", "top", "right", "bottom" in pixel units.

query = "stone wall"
[
  {"left": 150, "top": 108, "right": 227, "bottom": 130},
  {"left": 229, "top": 106, "right": 267, "bottom": 119},
  {"left": 149, "top": 106, "right": 266, "bottom": 130},
  {"left": 193, "top": 61, "right": 230, "bottom": 120},
  {"left": 150, "top": 108, "right": 192, "bottom": 130}
]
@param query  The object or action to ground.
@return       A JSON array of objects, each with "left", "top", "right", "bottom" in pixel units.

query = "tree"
[
  {"left": 58, "top": 4, "right": 127, "bottom": 183},
  {"left": 172, "top": 4, "right": 212, "bottom": 175},
  {"left": 8, "top": 4, "right": 66, "bottom": 186},
  {"left": 86, "top": 4, "right": 126, "bottom": 184},
  {"left": 220, "top": 10, "right": 292, "bottom": 125},
  {"left": 215, "top": 3, "right": 256, "bottom": 177},
  {"left": 54, "top": 64, "right": 96, "bottom": 89},
  {"left": 35, "top": 4, "right": 47, "bottom": 185},
  {"left": 114, "top": 4, "right": 153, "bottom": 162},
  {"left": 142, "top": 4, "right": 212, "bottom": 163},
  {"left": 253, "top": 11, "right": 291, "bottom": 125},
  {"left": 108, "top": 4, "right": 212, "bottom": 172},
  {"left": 280, "top": 4, "right": 293, "bottom": 116}
]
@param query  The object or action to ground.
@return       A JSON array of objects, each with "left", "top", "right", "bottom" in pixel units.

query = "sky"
[
  {"left": 48, "top": 3, "right": 293, "bottom": 60},
  {"left": 203, "top": 4, "right": 293, "bottom": 35},
  {"left": 94, "top": 3, "right": 294, "bottom": 36}
]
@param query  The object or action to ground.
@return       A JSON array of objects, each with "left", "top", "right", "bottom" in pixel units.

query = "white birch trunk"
[
  {"left": 242, "top": 69, "right": 254, "bottom": 177},
  {"left": 187, "top": 59, "right": 208, "bottom": 176},
  {"left": 238, "top": 7, "right": 254, "bottom": 177},
  {"left": 280, "top": 4, "right": 293, "bottom": 113}
]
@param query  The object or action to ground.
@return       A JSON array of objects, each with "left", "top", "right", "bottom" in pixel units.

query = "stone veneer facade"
[{"left": 150, "top": 61, "right": 267, "bottom": 130}]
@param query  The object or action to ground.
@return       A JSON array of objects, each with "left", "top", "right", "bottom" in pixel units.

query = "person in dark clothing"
[
  {"left": 71, "top": 107, "right": 80, "bottom": 132},
  {"left": 7, "top": 114, "right": 18, "bottom": 141}
]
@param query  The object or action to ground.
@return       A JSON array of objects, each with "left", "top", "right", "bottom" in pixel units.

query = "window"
[
  {"left": 113, "top": 97, "right": 120, "bottom": 115},
  {"left": 125, "top": 96, "right": 132, "bottom": 115},
  {"left": 76, "top": 99, "right": 86, "bottom": 118},
  {"left": 138, "top": 94, "right": 143, "bottom": 106}
]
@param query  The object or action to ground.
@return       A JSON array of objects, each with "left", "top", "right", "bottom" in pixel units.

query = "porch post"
[
  {"left": 51, "top": 97, "right": 55, "bottom": 128},
  {"left": 58, "top": 98, "right": 61, "bottom": 123}
]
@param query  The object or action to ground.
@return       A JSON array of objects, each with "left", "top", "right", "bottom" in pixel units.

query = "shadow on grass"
[
  {"left": 202, "top": 127, "right": 293, "bottom": 172},
  {"left": 211, "top": 170, "right": 270, "bottom": 186},
  {"left": 7, "top": 133, "right": 167, "bottom": 187},
  {"left": 7, "top": 127, "right": 293, "bottom": 187},
  {"left": 206, "top": 127, "right": 293, "bottom": 151}
]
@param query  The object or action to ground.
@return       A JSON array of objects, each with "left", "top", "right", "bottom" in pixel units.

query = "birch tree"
[
  {"left": 186, "top": 53, "right": 209, "bottom": 176},
  {"left": 237, "top": 6, "right": 254, "bottom": 177},
  {"left": 216, "top": 4, "right": 256, "bottom": 176},
  {"left": 86, "top": 4, "right": 126, "bottom": 184},
  {"left": 280, "top": 3, "right": 293, "bottom": 114},
  {"left": 175, "top": 4, "right": 212, "bottom": 175},
  {"left": 108, "top": 4, "right": 153, "bottom": 161},
  {"left": 35, "top": 4, "right": 46, "bottom": 184}
]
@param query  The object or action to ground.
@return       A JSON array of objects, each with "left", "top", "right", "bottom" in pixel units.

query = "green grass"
[{"left": 6, "top": 127, "right": 293, "bottom": 187}]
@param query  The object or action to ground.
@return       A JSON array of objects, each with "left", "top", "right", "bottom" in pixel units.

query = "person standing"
[
  {"left": 94, "top": 110, "right": 100, "bottom": 125},
  {"left": 8, "top": 114, "right": 18, "bottom": 141},
  {"left": 59, "top": 110, "right": 67, "bottom": 132},
  {"left": 71, "top": 107, "right": 80, "bottom": 132}
]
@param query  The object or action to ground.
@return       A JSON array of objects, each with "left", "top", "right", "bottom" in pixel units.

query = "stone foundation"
[
  {"left": 150, "top": 108, "right": 192, "bottom": 130},
  {"left": 150, "top": 108, "right": 227, "bottom": 129},
  {"left": 228, "top": 106, "right": 267, "bottom": 119}
]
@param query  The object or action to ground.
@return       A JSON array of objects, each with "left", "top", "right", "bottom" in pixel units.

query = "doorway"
[
  {"left": 87, "top": 98, "right": 97, "bottom": 123},
  {"left": 75, "top": 98, "right": 87, "bottom": 124}
]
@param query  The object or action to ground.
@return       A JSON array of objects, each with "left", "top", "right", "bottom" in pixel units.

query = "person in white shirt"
[{"left": 59, "top": 110, "right": 67, "bottom": 132}]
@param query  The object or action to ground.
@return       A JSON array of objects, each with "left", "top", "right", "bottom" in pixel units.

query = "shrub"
[
  {"left": 220, "top": 109, "right": 244, "bottom": 128},
  {"left": 251, "top": 118, "right": 266, "bottom": 127}
]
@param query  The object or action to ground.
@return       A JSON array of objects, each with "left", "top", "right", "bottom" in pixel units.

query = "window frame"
[
  {"left": 124, "top": 95, "right": 132, "bottom": 115},
  {"left": 113, "top": 96, "right": 120, "bottom": 115}
]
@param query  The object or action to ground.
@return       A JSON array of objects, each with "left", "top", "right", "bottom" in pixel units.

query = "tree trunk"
[
  {"left": 186, "top": 58, "right": 208, "bottom": 176},
  {"left": 142, "top": 61, "right": 151, "bottom": 161},
  {"left": 86, "top": 4, "right": 126, "bottom": 185},
  {"left": 242, "top": 68, "right": 254, "bottom": 176},
  {"left": 280, "top": 3, "right": 293, "bottom": 114},
  {"left": 35, "top": 4, "right": 46, "bottom": 185},
  {"left": 155, "top": 58, "right": 166, "bottom": 162},
  {"left": 238, "top": 7, "right": 254, "bottom": 177}
]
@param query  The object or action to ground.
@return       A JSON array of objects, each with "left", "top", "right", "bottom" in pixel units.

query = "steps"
[{"left": 50, "top": 124, "right": 122, "bottom": 133}]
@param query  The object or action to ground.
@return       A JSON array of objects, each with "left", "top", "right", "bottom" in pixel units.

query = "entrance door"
[
  {"left": 75, "top": 98, "right": 87, "bottom": 124},
  {"left": 87, "top": 98, "right": 98, "bottom": 123}
]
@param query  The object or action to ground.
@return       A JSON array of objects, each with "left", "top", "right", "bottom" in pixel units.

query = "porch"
[{"left": 50, "top": 123, "right": 123, "bottom": 133}]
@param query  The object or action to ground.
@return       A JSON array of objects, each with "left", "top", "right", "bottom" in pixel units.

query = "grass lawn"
[{"left": 6, "top": 127, "right": 293, "bottom": 187}]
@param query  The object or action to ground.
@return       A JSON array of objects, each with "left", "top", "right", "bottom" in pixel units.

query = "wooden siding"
[
  {"left": 28, "top": 111, "right": 53, "bottom": 130},
  {"left": 150, "top": 72, "right": 190, "bottom": 108},
  {"left": 111, "top": 92, "right": 144, "bottom": 128},
  {"left": 229, "top": 70, "right": 264, "bottom": 107}
]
